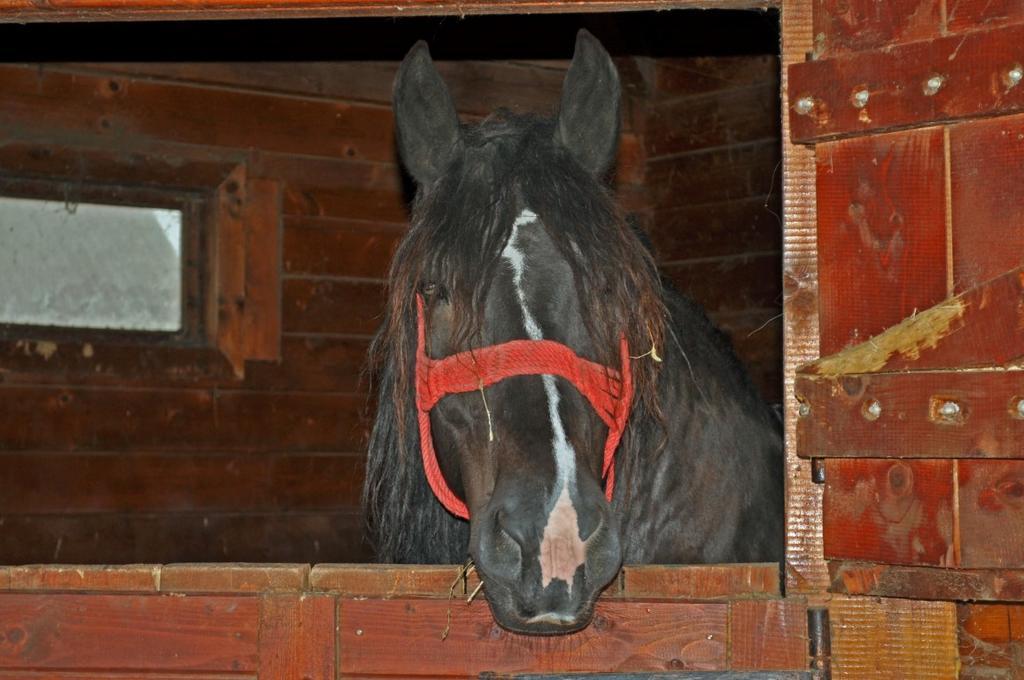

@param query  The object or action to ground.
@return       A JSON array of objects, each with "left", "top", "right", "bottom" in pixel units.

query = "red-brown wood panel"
[
  {"left": 815, "top": 128, "right": 948, "bottom": 353},
  {"left": 824, "top": 458, "right": 955, "bottom": 566},
  {"left": 0, "top": 594, "right": 258, "bottom": 672},
  {"left": 283, "top": 217, "right": 402, "bottom": 279},
  {"left": 339, "top": 599, "right": 729, "bottom": 675},
  {"left": 958, "top": 460, "right": 1024, "bottom": 568},
  {"left": 947, "top": 0, "right": 1024, "bottom": 32},
  {"left": 797, "top": 371, "right": 1024, "bottom": 459},
  {"left": 958, "top": 603, "right": 1024, "bottom": 678},
  {"left": 949, "top": 116, "right": 1024, "bottom": 290},
  {"left": 730, "top": 600, "right": 809, "bottom": 670},
  {"left": 831, "top": 561, "right": 1024, "bottom": 601},
  {"left": 282, "top": 279, "right": 385, "bottom": 337},
  {"left": 813, "top": 0, "right": 943, "bottom": 56},
  {"left": 257, "top": 594, "right": 335, "bottom": 680}
]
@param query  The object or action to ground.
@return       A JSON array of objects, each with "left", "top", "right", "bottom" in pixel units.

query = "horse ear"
[
  {"left": 393, "top": 41, "right": 461, "bottom": 186},
  {"left": 555, "top": 29, "right": 621, "bottom": 176}
]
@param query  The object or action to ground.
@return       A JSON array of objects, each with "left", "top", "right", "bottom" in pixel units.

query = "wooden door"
[{"left": 788, "top": 3, "right": 1024, "bottom": 677}]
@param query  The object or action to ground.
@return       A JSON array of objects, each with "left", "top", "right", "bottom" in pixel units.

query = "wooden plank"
[
  {"left": 647, "top": 196, "right": 781, "bottom": 263},
  {"left": 0, "top": 387, "right": 368, "bottom": 452},
  {"left": 160, "top": 564, "right": 308, "bottom": 593},
  {"left": 3, "top": 565, "right": 159, "bottom": 592},
  {"left": 0, "top": 0, "right": 777, "bottom": 22},
  {"left": 823, "top": 459, "right": 955, "bottom": 565},
  {"left": 239, "top": 177, "right": 282, "bottom": 363},
  {"left": 339, "top": 599, "right": 729, "bottom": 676},
  {"left": 789, "top": 22, "right": 1024, "bottom": 143},
  {"left": 830, "top": 561, "right": 1024, "bottom": 601},
  {"left": 780, "top": 0, "right": 828, "bottom": 595},
  {"left": 0, "top": 594, "right": 258, "bottom": 671},
  {"left": 0, "top": 335, "right": 369, "bottom": 392},
  {"left": 957, "top": 603, "right": 1024, "bottom": 678},
  {"left": 829, "top": 596, "right": 958, "bottom": 679},
  {"left": 258, "top": 593, "right": 335, "bottom": 680},
  {"left": 645, "top": 81, "right": 779, "bottom": 159},
  {"left": 662, "top": 253, "right": 782, "bottom": 314},
  {"left": 796, "top": 370, "right": 1024, "bottom": 458},
  {"left": 646, "top": 140, "right": 780, "bottom": 208},
  {"left": 814, "top": 128, "right": 948, "bottom": 354},
  {"left": 730, "top": 600, "right": 808, "bottom": 671},
  {"left": 947, "top": 0, "right": 1024, "bottom": 33},
  {"left": 949, "top": 116, "right": 1024, "bottom": 290},
  {"left": 0, "top": 63, "right": 395, "bottom": 162},
  {"left": 283, "top": 216, "right": 402, "bottom": 279},
  {"left": 310, "top": 563, "right": 483, "bottom": 597},
  {"left": 212, "top": 166, "right": 249, "bottom": 377},
  {"left": 652, "top": 56, "right": 781, "bottom": 100},
  {"left": 620, "top": 564, "right": 780, "bottom": 600},
  {"left": 282, "top": 278, "right": 385, "bottom": 337},
  {"left": 0, "top": 511, "right": 369, "bottom": 564},
  {"left": 812, "top": 0, "right": 942, "bottom": 56},
  {"left": 799, "top": 266, "right": 1024, "bottom": 376},
  {"left": 958, "top": 460, "right": 1024, "bottom": 568}
]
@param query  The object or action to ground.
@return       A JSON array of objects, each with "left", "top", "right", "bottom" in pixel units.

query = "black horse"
[{"left": 363, "top": 30, "right": 783, "bottom": 635}]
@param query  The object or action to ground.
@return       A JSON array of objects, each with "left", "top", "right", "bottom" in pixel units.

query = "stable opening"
[{"left": 0, "top": 10, "right": 782, "bottom": 568}]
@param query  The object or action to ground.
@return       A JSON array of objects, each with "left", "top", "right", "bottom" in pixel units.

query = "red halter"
[{"left": 415, "top": 294, "right": 634, "bottom": 519}]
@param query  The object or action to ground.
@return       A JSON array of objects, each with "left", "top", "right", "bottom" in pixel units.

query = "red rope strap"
[{"left": 415, "top": 295, "right": 634, "bottom": 519}]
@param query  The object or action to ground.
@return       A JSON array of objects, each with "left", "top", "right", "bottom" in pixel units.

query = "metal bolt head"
[
  {"left": 1015, "top": 398, "right": 1024, "bottom": 419},
  {"left": 795, "top": 96, "right": 815, "bottom": 115},
  {"left": 355, "top": 628, "right": 364, "bottom": 636},
  {"left": 923, "top": 74, "right": 946, "bottom": 96},
  {"left": 864, "top": 399, "right": 882, "bottom": 421},
  {"left": 851, "top": 88, "right": 870, "bottom": 108},
  {"left": 798, "top": 402, "right": 811, "bottom": 417},
  {"left": 938, "top": 400, "right": 961, "bottom": 418},
  {"left": 1006, "top": 65, "right": 1023, "bottom": 88}
]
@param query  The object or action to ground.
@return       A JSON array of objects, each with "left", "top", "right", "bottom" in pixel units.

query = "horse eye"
[{"left": 419, "top": 281, "right": 448, "bottom": 301}]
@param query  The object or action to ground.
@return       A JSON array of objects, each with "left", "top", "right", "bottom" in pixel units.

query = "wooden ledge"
[{"left": 830, "top": 561, "right": 1024, "bottom": 602}]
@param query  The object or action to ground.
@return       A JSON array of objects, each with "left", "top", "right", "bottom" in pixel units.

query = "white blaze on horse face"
[{"left": 501, "top": 208, "right": 586, "bottom": 590}]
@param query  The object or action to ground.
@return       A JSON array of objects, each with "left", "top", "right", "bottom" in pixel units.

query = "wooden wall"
[{"left": 0, "top": 16, "right": 781, "bottom": 564}]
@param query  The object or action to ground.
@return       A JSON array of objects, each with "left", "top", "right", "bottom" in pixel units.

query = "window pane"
[{"left": 0, "top": 197, "right": 183, "bottom": 331}]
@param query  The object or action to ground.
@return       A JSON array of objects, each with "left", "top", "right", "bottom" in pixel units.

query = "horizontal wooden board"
[
  {"left": 283, "top": 278, "right": 386, "bottom": 337},
  {"left": 645, "top": 81, "right": 779, "bottom": 159},
  {"left": 947, "top": 0, "right": 1024, "bottom": 32},
  {"left": 161, "top": 564, "right": 308, "bottom": 593},
  {"left": 284, "top": 216, "right": 402, "bottom": 279},
  {"left": 0, "top": 452, "right": 364, "bottom": 514},
  {"left": 812, "top": 0, "right": 942, "bottom": 56},
  {"left": 0, "top": 64, "right": 396, "bottom": 162},
  {"left": 311, "top": 563, "right": 484, "bottom": 597},
  {"left": 830, "top": 561, "right": 1024, "bottom": 601},
  {"left": 663, "top": 253, "right": 782, "bottom": 315},
  {"left": 823, "top": 459, "right": 954, "bottom": 566},
  {"left": 796, "top": 371, "right": 1024, "bottom": 458},
  {"left": 620, "top": 563, "right": 780, "bottom": 600},
  {"left": 3, "top": 565, "right": 160, "bottom": 592},
  {"left": 0, "top": 335, "right": 370, "bottom": 392},
  {"left": 730, "top": 600, "right": 809, "bottom": 671},
  {"left": 646, "top": 140, "right": 781, "bottom": 209},
  {"left": 958, "top": 460, "right": 1024, "bottom": 568},
  {"left": 0, "top": 511, "right": 370, "bottom": 564},
  {"left": 339, "top": 599, "right": 729, "bottom": 675},
  {"left": 652, "top": 56, "right": 781, "bottom": 99},
  {"left": 949, "top": 116, "right": 1024, "bottom": 291},
  {"left": 828, "top": 596, "right": 958, "bottom": 679},
  {"left": 0, "top": 387, "right": 368, "bottom": 452},
  {"left": 0, "top": 594, "right": 258, "bottom": 671},
  {"left": 814, "top": 128, "right": 948, "bottom": 354},
  {"left": 790, "top": 22, "right": 1024, "bottom": 142},
  {"left": 647, "top": 195, "right": 782, "bottom": 263},
  {"left": 957, "top": 602, "right": 1024, "bottom": 678}
]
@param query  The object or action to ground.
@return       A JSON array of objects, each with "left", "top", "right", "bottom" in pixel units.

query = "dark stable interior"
[{"left": 0, "top": 9, "right": 782, "bottom": 564}]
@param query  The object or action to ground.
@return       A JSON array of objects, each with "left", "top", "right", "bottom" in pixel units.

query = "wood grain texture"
[
  {"left": 257, "top": 593, "right": 335, "bottom": 680},
  {"left": 781, "top": 0, "right": 828, "bottom": 596},
  {"left": 282, "top": 278, "right": 384, "bottom": 337},
  {"left": 238, "top": 177, "right": 282, "bottom": 363},
  {"left": 947, "top": 0, "right": 1024, "bottom": 32},
  {"left": 663, "top": 253, "right": 782, "bottom": 314},
  {"left": 621, "top": 564, "right": 780, "bottom": 600},
  {"left": 958, "top": 460, "right": 1024, "bottom": 568},
  {"left": 814, "top": 128, "right": 948, "bottom": 354},
  {"left": 160, "top": 564, "right": 308, "bottom": 593},
  {"left": 790, "top": 22, "right": 1024, "bottom": 143},
  {"left": 797, "top": 371, "right": 1024, "bottom": 458},
  {"left": 730, "top": 600, "right": 809, "bottom": 670},
  {"left": 647, "top": 140, "right": 781, "bottom": 208},
  {"left": 830, "top": 561, "right": 1024, "bottom": 601},
  {"left": 949, "top": 116, "right": 1024, "bottom": 290},
  {"left": 812, "top": 0, "right": 942, "bottom": 56},
  {"left": 0, "top": 594, "right": 258, "bottom": 672},
  {"left": 958, "top": 602, "right": 1024, "bottom": 678},
  {"left": 647, "top": 196, "right": 780, "bottom": 263},
  {"left": 2, "top": 565, "right": 159, "bottom": 592},
  {"left": 339, "top": 599, "right": 729, "bottom": 676},
  {"left": 283, "top": 216, "right": 402, "bottom": 279},
  {"left": 311, "top": 563, "right": 484, "bottom": 597},
  {"left": 829, "top": 596, "right": 958, "bottom": 679},
  {"left": 823, "top": 459, "right": 955, "bottom": 566}
]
